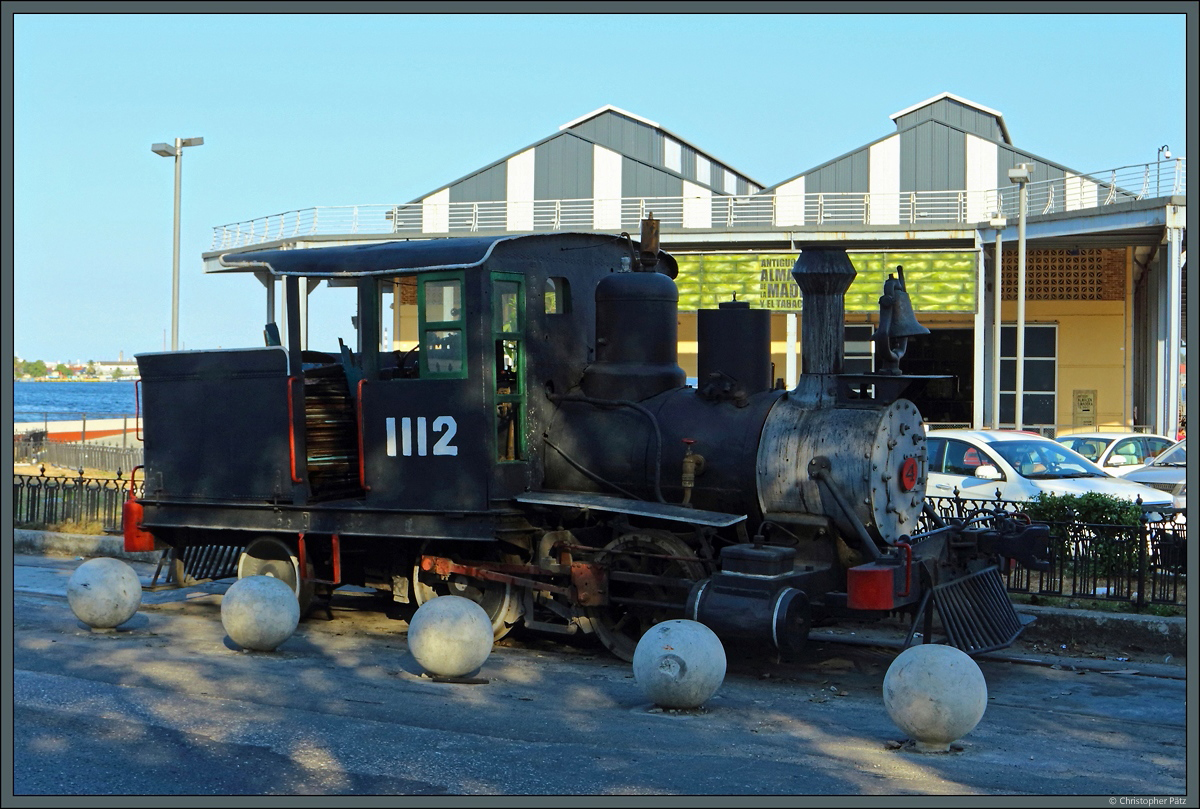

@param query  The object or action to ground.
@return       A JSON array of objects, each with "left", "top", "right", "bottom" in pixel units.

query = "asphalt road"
[{"left": 8, "top": 554, "right": 1194, "bottom": 799}]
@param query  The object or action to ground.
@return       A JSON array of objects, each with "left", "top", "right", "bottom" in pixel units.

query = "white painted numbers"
[{"left": 385, "top": 416, "right": 459, "bottom": 457}]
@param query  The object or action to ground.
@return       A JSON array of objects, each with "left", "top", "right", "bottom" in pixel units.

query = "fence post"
[{"left": 1136, "top": 517, "right": 1148, "bottom": 609}]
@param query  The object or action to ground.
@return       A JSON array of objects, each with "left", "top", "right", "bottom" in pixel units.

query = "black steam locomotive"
[{"left": 126, "top": 219, "right": 1048, "bottom": 661}]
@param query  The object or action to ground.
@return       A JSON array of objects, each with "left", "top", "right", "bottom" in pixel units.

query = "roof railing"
[{"left": 210, "top": 158, "right": 1185, "bottom": 251}]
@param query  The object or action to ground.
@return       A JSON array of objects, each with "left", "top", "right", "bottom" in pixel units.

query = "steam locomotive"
[{"left": 125, "top": 219, "right": 1049, "bottom": 661}]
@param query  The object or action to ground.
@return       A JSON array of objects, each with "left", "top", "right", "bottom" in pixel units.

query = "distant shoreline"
[{"left": 14, "top": 377, "right": 139, "bottom": 382}]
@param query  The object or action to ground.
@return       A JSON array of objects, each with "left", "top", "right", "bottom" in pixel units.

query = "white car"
[
  {"left": 1055, "top": 431, "right": 1175, "bottom": 474},
  {"left": 925, "top": 429, "right": 1175, "bottom": 509}
]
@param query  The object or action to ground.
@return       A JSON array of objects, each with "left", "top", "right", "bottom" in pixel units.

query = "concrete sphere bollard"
[
  {"left": 221, "top": 575, "right": 300, "bottom": 652},
  {"left": 67, "top": 557, "right": 143, "bottom": 631},
  {"left": 407, "top": 595, "right": 494, "bottom": 678},
  {"left": 633, "top": 620, "right": 726, "bottom": 709},
  {"left": 883, "top": 644, "right": 988, "bottom": 752}
]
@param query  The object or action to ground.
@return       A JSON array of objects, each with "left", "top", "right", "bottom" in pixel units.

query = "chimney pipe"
[{"left": 790, "top": 248, "right": 856, "bottom": 376}]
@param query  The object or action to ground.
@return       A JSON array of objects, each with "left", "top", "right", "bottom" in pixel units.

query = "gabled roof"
[
  {"left": 558, "top": 104, "right": 660, "bottom": 131},
  {"left": 560, "top": 105, "right": 761, "bottom": 187},
  {"left": 407, "top": 105, "right": 763, "bottom": 204},
  {"left": 889, "top": 91, "right": 1012, "bottom": 145}
]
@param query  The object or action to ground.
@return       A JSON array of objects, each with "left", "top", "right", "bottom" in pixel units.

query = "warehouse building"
[{"left": 206, "top": 93, "right": 1186, "bottom": 438}]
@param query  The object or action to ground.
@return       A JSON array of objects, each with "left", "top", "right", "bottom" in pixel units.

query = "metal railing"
[
  {"left": 14, "top": 440, "right": 143, "bottom": 475},
  {"left": 13, "top": 474, "right": 142, "bottom": 534},
  {"left": 211, "top": 158, "right": 1186, "bottom": 250}
]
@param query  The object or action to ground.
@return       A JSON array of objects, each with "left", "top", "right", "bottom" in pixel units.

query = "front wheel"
[
  {"left": 412, "top": 541, "right": 524, "bottom": 641},
  {"left": 237, "top": 536, "right": 316, "bottom": 616}
]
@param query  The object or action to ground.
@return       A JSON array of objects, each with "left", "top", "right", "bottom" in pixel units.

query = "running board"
[{"left": 515, "top": 491, "right": 745, "bottom": 528}]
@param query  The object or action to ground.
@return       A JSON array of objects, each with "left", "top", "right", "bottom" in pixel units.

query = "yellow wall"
[
  {"left": 1009, "top": 300, "right": 1130, "bottom": 433},
  {"left": 679, "top": 302, "right": 1132, "bottom": 433}
]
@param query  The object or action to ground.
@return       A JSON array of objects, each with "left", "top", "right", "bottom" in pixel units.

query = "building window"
[
  {"left": 664, "top": 138, "right": 682, "bottom": 173},
  {"left": 999, "top": 323, "right": 1056, "bottom": 429}
]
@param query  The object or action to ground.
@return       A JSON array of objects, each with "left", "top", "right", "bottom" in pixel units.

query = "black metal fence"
[
  {"left": 922, "top": 494, "right": 1187, "bottom": 608},
  {"left": 14, "top": 439, "right": 144, "bottom": 476},
  {"left": 11, "top": 474, "right": 1187, "bottom": 606},
  {"left": 13, "top": 474, "right": 142, "bottom": 534}
]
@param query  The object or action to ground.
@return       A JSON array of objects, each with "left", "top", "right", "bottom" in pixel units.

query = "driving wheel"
[{"left": 585, "top": 530, "right": 708, "bottom": 662}]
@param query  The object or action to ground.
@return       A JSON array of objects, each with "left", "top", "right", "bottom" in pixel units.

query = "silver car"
[{"left": 1118, "top": 439, "right": 1186, "bottom": 509}]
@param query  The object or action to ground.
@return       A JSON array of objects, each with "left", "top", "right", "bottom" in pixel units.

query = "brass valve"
[{"left": 681, "top": 438, "right": 705, "bottom": 506}]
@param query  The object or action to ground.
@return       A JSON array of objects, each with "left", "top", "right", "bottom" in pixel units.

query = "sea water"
[{"left": 13, "top": 380, "right": 140, "bottom": 422}]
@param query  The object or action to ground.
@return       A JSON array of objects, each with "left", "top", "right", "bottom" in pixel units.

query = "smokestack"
[{"left": 790, "top": 248, "right": 856, "bottom": 375}]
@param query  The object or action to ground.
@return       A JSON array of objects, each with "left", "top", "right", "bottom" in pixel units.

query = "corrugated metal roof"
[
  {"left": 759, "top": 116, "right": 1082, "bottom": 195},
  {"left": 558, "top": 105, "right": 761, "bottom": 186},
  {"left": 409, "top": 106, "right": 763, "bottom": 205},
  {"left": 889, "top": 92, "right": 1011, "bottom": 144}
]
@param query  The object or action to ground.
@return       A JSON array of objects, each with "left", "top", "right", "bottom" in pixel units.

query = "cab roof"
[{"left": 216, "top": 232, "right": 678, "bottom": 279}]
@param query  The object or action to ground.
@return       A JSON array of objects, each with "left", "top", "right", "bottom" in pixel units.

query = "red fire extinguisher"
[{"left": 122, "top": 465, "right": 157, "bottom": 553}]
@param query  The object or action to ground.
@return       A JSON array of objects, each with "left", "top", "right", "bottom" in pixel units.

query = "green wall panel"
[{"left": 675, "top": 251, "right": 977, "bottom": 314}]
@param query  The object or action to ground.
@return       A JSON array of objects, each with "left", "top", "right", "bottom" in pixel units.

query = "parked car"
[
  {"left": 925, "top": 429, "right": 1175, "bottom": 510},
  {"left": 1117, "top": 439, "right": 1186, "bottom": 509},
  {"left": 1055, "top": 431, "right": 1174, "bottom": 474}
]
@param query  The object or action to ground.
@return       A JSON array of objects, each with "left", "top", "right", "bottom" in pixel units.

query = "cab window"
[{"left": 418, "top": 275, "right": 466, "bottom": 378}]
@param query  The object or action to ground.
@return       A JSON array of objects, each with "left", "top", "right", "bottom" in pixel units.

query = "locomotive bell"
[
  {"left": 872, "top": 266, "right": 929, "bottom": 375},
  {"left": 875, "top": 268, "right": 929, "bottom": 339}
]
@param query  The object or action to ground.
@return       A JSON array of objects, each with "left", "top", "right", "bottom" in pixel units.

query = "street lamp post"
[
  {"left": 151, "top": 136, "right": 204, "bottom": 351},
  {"left": 1156, "top": 145, "right": 1171, "bottom": 197},
  {"left": 989, "top": 211, "right": 1007, "bottom": 429},
  {"left": 1007, "top": 163, "right": 1032, "bottom": 431}
]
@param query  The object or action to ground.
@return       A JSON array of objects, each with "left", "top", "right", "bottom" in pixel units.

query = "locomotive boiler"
[{"left": 126, "top": 219, "right": 1048, "bottom": 661}]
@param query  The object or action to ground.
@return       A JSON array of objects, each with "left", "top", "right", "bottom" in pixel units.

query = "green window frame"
[{"left": 417, "top": 272, "right": 467, "bottom": 379}]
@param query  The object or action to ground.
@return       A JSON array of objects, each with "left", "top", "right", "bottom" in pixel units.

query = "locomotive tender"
[{"left": 126, "top": 220, "right": 1048, "bottom": 661}]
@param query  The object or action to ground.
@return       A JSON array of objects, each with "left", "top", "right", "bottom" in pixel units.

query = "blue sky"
[{"left": 10, "top": 10, "right": 1190, "bottom": 363}]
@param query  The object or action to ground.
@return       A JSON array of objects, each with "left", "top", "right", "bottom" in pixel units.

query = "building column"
[{"left": 1163, "top": 219, "right": 1183, "bottom": 436}]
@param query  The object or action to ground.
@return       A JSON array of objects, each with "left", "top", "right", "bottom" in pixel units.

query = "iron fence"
[
  {"left": 922, "top": 493, "right": 1186, "bottom": 607},
  {"left": 11, "top": 474, "right": 1186, "bottom": 606},
  {"left": 14, "top": 440, "right": 143, "bottom": 476},
  {"left": 13, "top": 474, "right": 142, "bottom": 534}
]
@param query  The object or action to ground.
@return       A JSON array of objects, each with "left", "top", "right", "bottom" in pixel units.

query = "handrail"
[
  {"left": 287, "top": 376, "right": 303, "bottom": 484},
  {"left": 211, "top": 158, "right": 1186, "bottom": 250},
  {"left": 356, "top": 378, "right": 370, "bottom": 492}
]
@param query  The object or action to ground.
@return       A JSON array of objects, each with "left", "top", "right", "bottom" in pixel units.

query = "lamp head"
[{"left": 1007, "top": 163, "right": 1033, "bottom": 184}]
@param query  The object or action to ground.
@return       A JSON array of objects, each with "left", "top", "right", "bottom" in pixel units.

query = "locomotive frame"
[{"left": 126, "top": 220, "right": 1049, "bottom": 661}]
